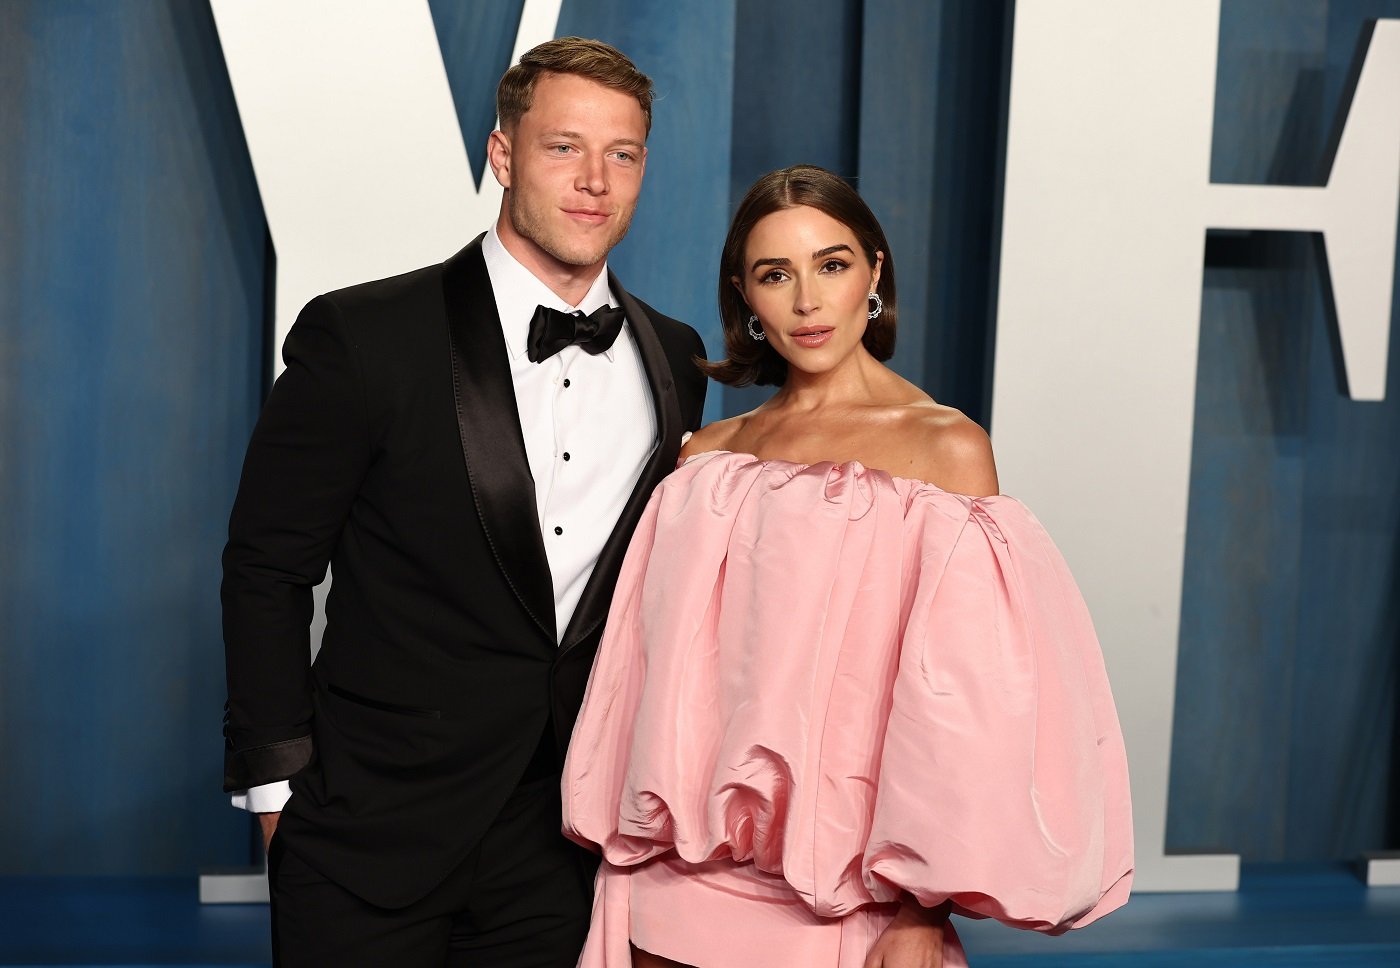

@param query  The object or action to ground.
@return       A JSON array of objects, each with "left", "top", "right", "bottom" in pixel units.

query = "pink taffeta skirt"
[{"left": 579, "top": 855, "right": 969, "bottom": 968}]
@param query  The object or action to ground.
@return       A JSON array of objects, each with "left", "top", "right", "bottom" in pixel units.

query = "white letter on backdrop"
[
  {"left": 211, "top": 0, "right": 563, "bottom": 368},
  {"left": 994, "top": 1, "right": 1398, "bottom": 892}
]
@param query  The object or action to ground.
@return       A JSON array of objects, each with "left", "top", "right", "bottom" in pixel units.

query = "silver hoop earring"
[
  {"left": 746, "top": 315, "right": 766, "bottom": 341},
  {"left": 867, "top": 292, "right": 883, "bottom": 320}
]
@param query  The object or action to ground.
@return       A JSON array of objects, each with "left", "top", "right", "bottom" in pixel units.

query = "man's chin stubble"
[
  {"left": 511, "top": 202, "right": 633, "bottom": 269},
  {"left": 548, "top": 220, "right": 633, "bottom": 268}
]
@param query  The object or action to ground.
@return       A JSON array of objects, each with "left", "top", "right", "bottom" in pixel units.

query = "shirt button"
[
  {"left": 562, "top": 378, "right": 571, "bottom": 388},
  {"left": 562, "top": 452, "right": 571, "bottom": 461},
  {"left": 554, "top": 526, "right": 564, "bottom": 536}
]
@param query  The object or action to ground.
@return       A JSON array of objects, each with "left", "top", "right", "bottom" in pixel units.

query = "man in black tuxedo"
[{"left": 220, "top": 37, "right": 707, "bottom": 966}]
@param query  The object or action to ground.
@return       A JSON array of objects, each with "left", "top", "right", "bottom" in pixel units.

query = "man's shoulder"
[
  {"left": 290, "top": 256, "right": 460, "bottom": 359},
  {"left": 315, "top": 236, "right": 488, "bottom": 323},
  {"left": 627, "top": 293, "right": 704, "bottom": 353},
  {"left": 319, "top": 262, "right": 445, "bottom": 316}
]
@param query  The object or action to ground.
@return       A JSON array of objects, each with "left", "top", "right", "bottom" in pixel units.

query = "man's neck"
[{"left": 495, "top": 219, "right": 604, "bottom": 308}]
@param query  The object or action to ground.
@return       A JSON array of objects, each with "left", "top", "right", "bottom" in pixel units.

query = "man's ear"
[{"left": 487, "top": 129, "right": 512, "bottom": 189}]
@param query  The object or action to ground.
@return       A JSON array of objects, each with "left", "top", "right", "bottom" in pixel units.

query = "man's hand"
[
  {"left": 863, "top": 896, "right": 951, "bottom": 968},
  {"left": 258, "top": 812, "right": 281, "bottom": 853}
]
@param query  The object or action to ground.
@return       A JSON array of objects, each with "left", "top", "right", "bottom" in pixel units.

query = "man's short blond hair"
[{"left": 496, "top": 36, "right": 654, "bottom": 136}]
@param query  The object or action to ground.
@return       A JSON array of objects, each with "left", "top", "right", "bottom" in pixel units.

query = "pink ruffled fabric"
[{"left": 563, "top": 451, "right": 1133, "bottom": 965}]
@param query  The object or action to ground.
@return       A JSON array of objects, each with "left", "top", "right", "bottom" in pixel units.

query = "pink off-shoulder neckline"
[{"left": 681, "top": 448, "right": 1006, "bottom": 501}]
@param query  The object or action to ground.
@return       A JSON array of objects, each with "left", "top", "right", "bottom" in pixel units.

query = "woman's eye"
[
  {"left": 760, "top": 270, "right": 787, "bottom": 284},
  {"left": 821, "top": 259, "right": 849, "bottom": 273}
]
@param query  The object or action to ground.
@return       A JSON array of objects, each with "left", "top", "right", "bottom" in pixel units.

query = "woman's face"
[{"left": 735, "top": 205, "right": 882, "bottom": 379}]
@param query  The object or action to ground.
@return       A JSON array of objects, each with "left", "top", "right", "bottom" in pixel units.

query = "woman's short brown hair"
[
  {"left": 496, "top": 37, "right": 654, "bottom": 136},
  {"left": 702, "top": 165, "right": 897, "bottom": 387}
]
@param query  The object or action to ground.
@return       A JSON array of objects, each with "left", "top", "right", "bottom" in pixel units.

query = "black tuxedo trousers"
[{"left": 221, "top": 237, "right": 707, "bottom": 918}]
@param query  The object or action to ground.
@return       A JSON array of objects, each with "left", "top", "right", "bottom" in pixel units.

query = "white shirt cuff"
[{"left": 231, "top": 780, "right": 292, "bottom": 813}]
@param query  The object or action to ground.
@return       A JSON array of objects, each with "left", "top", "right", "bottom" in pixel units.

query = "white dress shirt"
[
  {"left": 481, "top": 224, "right": 657, "bottom": 637},
  {"left": 233, "top": 225, "right": 656, "bottom": 814}
]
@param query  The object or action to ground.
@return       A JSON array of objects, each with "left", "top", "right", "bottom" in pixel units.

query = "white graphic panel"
[
  {"left": 995, "top": 1, "right": 1397, "bottom": 892},
  {"left": 1207, "top": 21, "right": 1400, "bottom": 400},
  {"left": 211, "top": 0, "right": 563, "bottom": 371}
]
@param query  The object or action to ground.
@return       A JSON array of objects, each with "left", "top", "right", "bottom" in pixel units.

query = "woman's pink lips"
[{"left": 790, "top": 328, "right": 834, "bottom": 348}]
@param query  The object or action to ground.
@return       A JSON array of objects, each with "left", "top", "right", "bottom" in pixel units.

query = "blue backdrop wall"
[
  {"left": 1170, "top": 0, "right": 1400, "bottom": 862},
  {"left": 0, "top": 0, "right": 1396, "bottom": 876},
  {"left": 0, "top": 0, "right": 264, "bottom": 875}
]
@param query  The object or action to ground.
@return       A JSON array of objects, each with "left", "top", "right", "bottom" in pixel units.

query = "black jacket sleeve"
[
  {"left": 683, "top": 325, "right": 708, "bottom": 431},
  {"left": 221, "top": 294, "right": 371, "bottom": 791}
]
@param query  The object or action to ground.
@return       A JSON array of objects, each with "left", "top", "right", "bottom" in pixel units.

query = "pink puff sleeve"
[{"left": 862, "top": 497, "right": 1134, "bottom": 933}]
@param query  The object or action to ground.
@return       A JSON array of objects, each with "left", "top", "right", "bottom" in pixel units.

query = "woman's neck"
[{"left": 769, "top": 348, "right": 890, "bottom": 412}]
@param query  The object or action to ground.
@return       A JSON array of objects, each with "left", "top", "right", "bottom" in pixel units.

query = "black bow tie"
[{"left": 526, "top": 304, "right": 625, "bottom": 363}]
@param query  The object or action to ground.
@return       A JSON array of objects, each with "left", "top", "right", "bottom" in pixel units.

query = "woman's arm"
[{"left": 863, "top": 895, "right": 952, "bottom": 968}]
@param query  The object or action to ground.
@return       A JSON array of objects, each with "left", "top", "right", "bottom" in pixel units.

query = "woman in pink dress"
[{"left": 561, "top": 165, "right": 1133, "bottom": 968}]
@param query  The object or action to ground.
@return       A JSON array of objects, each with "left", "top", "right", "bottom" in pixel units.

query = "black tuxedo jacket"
[{"left": 221, "top": 236, "right": 707, "bottom": 908}]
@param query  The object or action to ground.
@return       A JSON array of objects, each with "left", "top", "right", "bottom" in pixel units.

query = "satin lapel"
[
  {"left": 559, "top": 276, "right": 682, "bottom": 654},
  {"left": 443, "top": 237, "right": 555, "bottom": 641}
]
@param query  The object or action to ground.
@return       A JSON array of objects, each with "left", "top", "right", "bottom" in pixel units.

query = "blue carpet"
[
  {"left": 0, "top": 864, "right": 1396, "bottom": 965},
  {"left": 957, "top": 864, "right": 1400, "bottom": 966},
  {"left": 0, "top": 877, "right": 269, "bottom": 966}
]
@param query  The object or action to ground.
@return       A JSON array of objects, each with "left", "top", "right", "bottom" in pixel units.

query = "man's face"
[{"left": 489, "top": 72, "right": 648, "bottom": 278}]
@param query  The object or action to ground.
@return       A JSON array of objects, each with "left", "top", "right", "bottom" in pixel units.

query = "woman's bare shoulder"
[
  {"left": 899, "top": 403, "right": 999, "bottom": 497},
  {"left": 679, "top": 414, "right": 748, "bottom": 461}
]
